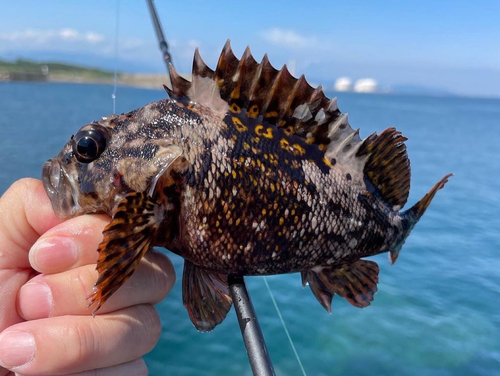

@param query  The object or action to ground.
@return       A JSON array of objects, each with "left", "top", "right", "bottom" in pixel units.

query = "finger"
[
  {"left": 16, "top": 358, "right": 148, "bottom": 376},
  {"left": 0, "top": 178, "right": 61, "bottom": 270},
  {"left": 28, "top": 214, "right": 110, "bottom": 274},
  {"left": 0, "top": 179, "right": 61, "bottom": 331},
  {"left": 0, "top": 305, "right": 160, "bottom": 375},
  {"left": 18, "top": 249, "right": 175, "bottom": 320}
]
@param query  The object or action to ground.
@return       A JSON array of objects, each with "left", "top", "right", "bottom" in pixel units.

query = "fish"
[{"left": 42, "top": 41, "right": 452, "bottom": 332}]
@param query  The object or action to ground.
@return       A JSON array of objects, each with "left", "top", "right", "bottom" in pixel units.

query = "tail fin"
[
  {"left": 404, "top": 173, "right": 453, "bottom": 223},
  {"left": 389, "top": 173, "right": 453, "bottom": 264}
]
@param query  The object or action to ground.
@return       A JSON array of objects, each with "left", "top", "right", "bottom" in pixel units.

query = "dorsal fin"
[
  {"left": 356, "top": 128, "right": 411, "bottom": 209},
  {"left": 166, "top": 40, "right": 412, "bottom": 208},
  {"left": 168, "top": 40, "right": 347, "bottom": 148}
]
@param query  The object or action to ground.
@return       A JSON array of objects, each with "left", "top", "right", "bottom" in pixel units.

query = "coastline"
[
  {"left": 0, "top": 72, "right": 190, "bottom": 90},
  {"left": 2, "top": 73, "right": 499, "bottom": 101}
]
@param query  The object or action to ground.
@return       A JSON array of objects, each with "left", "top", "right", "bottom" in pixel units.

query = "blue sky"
[{"left": 1, "top": 0, "right": 499, "bottom": 97}]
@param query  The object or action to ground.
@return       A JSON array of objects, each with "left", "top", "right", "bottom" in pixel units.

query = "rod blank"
[
  {"left": 146, "top": 0, "right": 173, "bottom": 72},
  {"left": 228, "top": 275, "right": 276, "bottom": 376}
]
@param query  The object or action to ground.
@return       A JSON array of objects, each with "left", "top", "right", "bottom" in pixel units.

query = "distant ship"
[
  {"left": 334, "top": 77, "right": 352, "bottom": 91},
  {"left": 334, "top": 77, "right": 378, "bottom": 93},
  {"left": 354, "top": 78, "right": 378, "bottom": 93}
]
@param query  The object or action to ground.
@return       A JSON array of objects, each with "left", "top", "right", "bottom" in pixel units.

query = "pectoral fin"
[
  {"left": 301, "top": 260, "right": 379, "bottom": 313},
  {"left": 88, "top": 191, "right": 163, "bottom": 314},
  {"left": 182, "top": 260, "right": 233, "bottom": 332}
]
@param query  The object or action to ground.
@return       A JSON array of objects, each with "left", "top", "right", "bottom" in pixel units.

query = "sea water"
[{"left": 0, "top": 82, "right": 498, "bottom": 375}]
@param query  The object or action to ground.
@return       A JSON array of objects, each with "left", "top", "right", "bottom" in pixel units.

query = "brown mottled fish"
[{"left": 42, "top": 41, "right": 452, "bottom": 331}]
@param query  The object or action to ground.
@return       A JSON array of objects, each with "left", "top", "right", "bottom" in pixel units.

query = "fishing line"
[
  {"left": 111, "top": 0, "right": 121, "bottom": 114},
  {"left": 263, "top": 277, "right": 307, "bottom": 376}
]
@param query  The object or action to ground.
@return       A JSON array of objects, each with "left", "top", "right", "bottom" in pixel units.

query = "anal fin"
[
  {"left": 182, "top": 260, "right": 233, "bottom": 332},
  {"left": 301, "top": 260, "right": 379, "bottom": 313}
]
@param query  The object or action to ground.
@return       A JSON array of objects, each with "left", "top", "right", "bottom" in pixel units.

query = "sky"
[{"left": 0, "top": 0, "right": 499, "bottom": 97}]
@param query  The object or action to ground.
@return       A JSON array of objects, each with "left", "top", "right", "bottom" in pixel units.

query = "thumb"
[
  {"left": 0, "top": 178, "right": 63, "bottom": 330},
  {"left": 0, "top": 178, "right": 62, "bottom": 270}
]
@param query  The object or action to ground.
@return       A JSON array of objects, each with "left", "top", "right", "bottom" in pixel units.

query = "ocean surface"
[{"left": 0, "top": 82, "right": 499, "bottom": 376}]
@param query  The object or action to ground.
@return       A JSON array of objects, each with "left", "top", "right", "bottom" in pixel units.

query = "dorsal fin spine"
[
  {"left": 232, "top": 46, "right": 255, "bottom": 102},
  {"left": 191, "top": 48, "right": 215, "bottom": 101},
  {"left": 163, "top": 84, "right": 175, "bottom": 99},
  {"left": 261, "top": 65, "right": 284, "bottom": 115},
  {"left": 327, "top": 113, "right": 349, "bottom": 139},
  {"left": 328, "top": 97, "right": 339, "bottom": 112},
  {"left": 309, "top": 86, "right": 325, "bottom": 107},
  {"left": 247, "top": 54, "right": 267, "bottom": 102},
  {"left": 314, "top": 108, "right": 327, "bottom": 125},
  {"left": 282, "top": 74, "right": 307, "bottom": 122},
  {"left": 338, "top": 128, "right": 359, "bottom": 151},
  {"left": 215, "top": 40, "right": 239, "bottom": 95},
  {"left": 169, "top": 63, "right": 191, "bottom": 98}
]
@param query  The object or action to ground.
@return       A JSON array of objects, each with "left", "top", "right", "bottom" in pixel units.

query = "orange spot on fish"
[
  {"left": 255, "top": 124, "right": 273, "bottom": 139},
  {"left": 292, "top": 144, "right": 306, "bottom": 156},
  {"left": 247, "top": 105, "right": 259, "bottom": 118},
  {"left": 264, "top": 111, "right": 278, "bottom": 118},
  {"left": 280, "top": 138, "right": 290, "bottom": 150},
  {"left": 233, "top": 117, "right": 247, "bottom": 132},
  {"left": 306, "top": 137, "right": 315, "bottom": 144},
  {"left": 230, "top": 103, "right": 241, "bottom": 113}
]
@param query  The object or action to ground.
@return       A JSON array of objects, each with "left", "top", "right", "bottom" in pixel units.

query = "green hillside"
[{"left": 0, "top": 59, "right": 119, "bottom": 80}]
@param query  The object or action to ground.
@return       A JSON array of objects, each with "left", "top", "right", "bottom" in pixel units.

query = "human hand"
[{"left": 0, "top": 178, "right": 175, "bottom": 375}]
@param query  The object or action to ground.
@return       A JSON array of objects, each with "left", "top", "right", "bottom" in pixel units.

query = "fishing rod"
[
  {"left": 146, "top": 0, "right": 173, "bottom": 73},
  {"left": 229, "top": 275, "right": 276, "bottom": 376},
  {"left": 145, "top": 1, "right": 276, "bottom": 375}
]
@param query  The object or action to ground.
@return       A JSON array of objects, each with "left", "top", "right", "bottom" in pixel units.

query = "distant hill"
[
  {"left": 0, "top": 57, "right": 178, "bottom": 89},
  {"left": 0, "top": 58, "right": 119, "bottom": 82}
]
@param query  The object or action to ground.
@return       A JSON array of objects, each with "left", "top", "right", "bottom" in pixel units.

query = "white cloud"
[
  {"left": 120, "top": 38, "right": 144, "bottom": 50},
  {"left": 0, "top": 28, "right": 106, "bottom": 45},
  {"left": 86, "top": 32, "right": 105, "bottom": 43},
  {"left": 59, "top": 28, "right": 78, "bottom": 40},
  {"left": 0, "top": 28, "right": 150, "bottom": 62},
  {"left": 260, "top": 28, "right": 325, "bottom": 49}
]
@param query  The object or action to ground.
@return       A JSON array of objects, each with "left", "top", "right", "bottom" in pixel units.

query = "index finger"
[{"left": 28, "top": 214, "right": 110, "bottom": 274}]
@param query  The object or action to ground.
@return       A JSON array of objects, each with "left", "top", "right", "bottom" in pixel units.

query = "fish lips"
[{"left": 42, "top": 159, "right": 83, "bottom": 218}]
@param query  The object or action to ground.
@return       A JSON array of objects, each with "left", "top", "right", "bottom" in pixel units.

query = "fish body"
[{"left": 42, "top": 42, "right": 451, "bottom": 331}]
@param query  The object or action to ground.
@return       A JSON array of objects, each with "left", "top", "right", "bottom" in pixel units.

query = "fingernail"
[
  {"left": 0, "top": 331, "right": 35, "bottom": 367},
  {"left": 19, "top": 281, "right": 53, "bottom": 319},
  {"left": 30, "top": 237, "right": 78, "bottom": 271}
]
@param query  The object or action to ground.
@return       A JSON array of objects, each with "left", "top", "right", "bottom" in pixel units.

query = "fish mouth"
[{"left": 42, "top": 159, "right": 83, "bottom": 218}]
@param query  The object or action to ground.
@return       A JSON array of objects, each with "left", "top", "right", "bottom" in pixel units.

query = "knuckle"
[
  {"left": 148, "top": 250, "right": 176, "bottom": 302},
  {"left": 126, "top": 358, "right": 149, "bottom": 376},
  {"left": 10, "top": 177, "right": 37, "bottom": 195},
  {"left": 10, "top": 178, "right": 43, "bottom": 208},
  {"left": 137, "top": 360, "right": 149, "bottom": 376},
  {"left": 60, "top": 318, "right": 98, "bottom": 366},
  {"left": 0, "top": 178, "right": 32, "bottom": 207},
  {"left": 72, "top": 266, "right": 97, "bottom": 308},
  {"left": 134, "top": 304, "right": 161, "bottom": 352}
]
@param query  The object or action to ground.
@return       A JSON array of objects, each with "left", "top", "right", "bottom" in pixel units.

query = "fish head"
[{"left": 42, "top": 103, "right": 183, "bottom": 219}]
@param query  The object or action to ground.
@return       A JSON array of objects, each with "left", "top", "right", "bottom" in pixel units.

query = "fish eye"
[{"left": 72, "top": 124, "right": 109, "bottom": 163}]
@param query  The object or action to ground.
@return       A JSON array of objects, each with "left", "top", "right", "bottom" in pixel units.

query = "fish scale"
[{"left": 42, "top": 41, "right": 452, "bottom": 331}]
